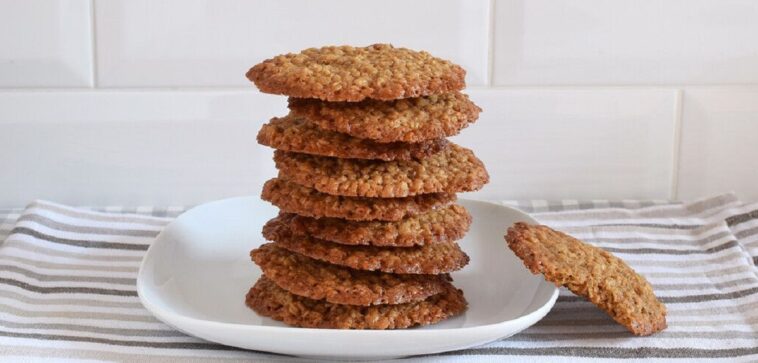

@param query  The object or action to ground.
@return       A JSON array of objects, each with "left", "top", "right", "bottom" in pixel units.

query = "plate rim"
[{"left": 136, "top": 197, "right": 559, "bottom": 337}]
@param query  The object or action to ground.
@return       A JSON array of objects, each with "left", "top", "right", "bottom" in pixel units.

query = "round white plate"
[{"left": 137, "top": 197, "right": 558, "bottom": 360}]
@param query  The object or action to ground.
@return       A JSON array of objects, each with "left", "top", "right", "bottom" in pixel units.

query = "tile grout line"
[
  {"left": 5, "top": 85, "right": 758, "bottom": 93},
  {"left": 486, "top": 0, "right": 496, "bottom": 86},
  {"left": 89, "top": 0, "right": 99, "bottom": 88},
  {"left": 670, "top": 89, "right": 684, "bottom": 201}
]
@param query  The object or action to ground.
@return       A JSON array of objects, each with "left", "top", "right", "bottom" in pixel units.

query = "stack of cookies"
[{"left": 244, "top": 44, "right": 489, "bottom": 329}]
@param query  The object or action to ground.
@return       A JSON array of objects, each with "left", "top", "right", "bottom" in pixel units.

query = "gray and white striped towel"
[{"left": 0, "top": 194, "right": 756, "bottom": 362}]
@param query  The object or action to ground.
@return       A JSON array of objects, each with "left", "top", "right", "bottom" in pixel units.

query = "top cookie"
[
  {"left": 505, "top": 222, "right": 667, "bottom": 336},
  {"left": 246, "top": 44, "right": 466, "bottom": 101}
]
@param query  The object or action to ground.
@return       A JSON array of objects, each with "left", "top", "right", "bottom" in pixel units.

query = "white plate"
[{"left": 137, "top": 197, "right": 558, "bottom": 360}]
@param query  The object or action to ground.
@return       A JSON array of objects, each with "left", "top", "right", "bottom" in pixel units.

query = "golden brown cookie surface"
[
  {"left": 505, "top": 222, "right": 667, "bottom": 336},
  {"left": 269, "top": 204, "right": 471, "bottom": 247},
  {"left": 261, "top": 178, "right": 456, "bottom": 222},
  {"left": 246, "top": 276, "right": 467, "bottom": 329},
  {"left": 288, "top": 93, "right": 480, "bottom": 143},
  {"left": 251, "top": 243, "right": 450, "bottom": 306},
  {"left": 257, "top": 115, "right": 448, "bottom": 161},
  {"left": 264, "top": 221, "right": 469, "bottom": 274},
  {"left": 246, "top": 44, "right": 465, "bottom": 101},
  {"left": 274, "top": 144, "right": 489, "bottom": 198}
]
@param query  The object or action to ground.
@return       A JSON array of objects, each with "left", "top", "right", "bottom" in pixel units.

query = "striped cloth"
[{"left": 0, "top": 195, "right": 756, "bottom": 362}]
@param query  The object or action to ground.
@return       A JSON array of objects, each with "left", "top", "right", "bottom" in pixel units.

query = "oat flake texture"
[
  {"left": 263, "top": 219, "right": 469, "bottom": 274},
  {"left": 505, "top": 222, "right": 667, "bottom": 336},
  {"left": 260, "top": 178, "right": 457, "bottom": 222},
  {"left": 246, "top": 276, "right": 467, "bottom": 329},
  {"left": 250, "top": 243, "right": 451, "bottom": 306},
  {"left": 268, "top": 204, "right": 472, "bottom": 247},
  {"left": 246, "top": 44, "right": 466, "bottom": 101},
  {"left": 288, "top": 92, "right": 480, "bottom": 143},
  {"left": 274, "top": 144, "right": 489, "bottom": 198},
  {"left": 257, "top": 114, "right": 448, "bottom": 160}
]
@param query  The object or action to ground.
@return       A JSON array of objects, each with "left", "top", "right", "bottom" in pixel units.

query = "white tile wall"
[
  {"left": 2, "top": 118, "right": 275, "bottom": 207},
  {"left": 0, "top": 90, "right": 285, "bottom": 123},
  {"left": 0, "top": 88, "right": 681, "bottom": 206},
  {"left": 493, "top": 0, "right": 758, "bottom": 85},
  {"left": 0, "top": 91, "right": 286, "bottom": 207},
  {"left": 678, "top": 87, "right": 758, "bottom": 201},
  {"left": 457, "top": 89, "right": 678, "bottom": 200},
  {"left": 94, "top": 0, "right": 489, "bottom": 87},
  {"left": 1, "top": 1, "right": 757, "bottom": 205},
  {"left": 0, "top": 0, "right": 93, "bottom": 87}
]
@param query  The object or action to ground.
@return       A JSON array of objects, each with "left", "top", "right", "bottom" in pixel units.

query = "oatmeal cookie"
[
  {"left": 269, "top": 204, "right": 470, "bottom": 247},
  {"left": 274, "top": 144, "right": 489, "bottom": 198},
  {"left": 246, "top": 44, "right": 465, "bottom": 101},
  {"left": 505, "top": 222, "right": 667, "bottom": 336},
  {"left": 257, "top": 115, "right": 448, "bottom": 160},
  {"left": 246, "top": 276, "right": 467, "bottom": 329},
  {"left": 288, "top": 92, "right": 480, "bottom": 143},
  {"left": 251, "top": 243, "right": 450, "bottom": 306},
  {"left": 264, "top": 222, "right": 469, "bottom": 274},
  {"left": 261, "top": 178, "right": 456, "bottom": 221}
]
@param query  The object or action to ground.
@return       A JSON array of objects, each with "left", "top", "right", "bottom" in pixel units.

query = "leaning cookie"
[
  {"left": 289, "top": 92, "right": 480, "bottom": 143},
  {"left": 274, "top": 144, "right": 489, "bottom": 198},
  {"left": 257, "top": 115, "right": 448, "bottom": 161},
  {"left": 505, "top": 222, "right": 667, "bottom": 336},
  {"left": 246, "top": 44, "right": 465, "bottom": 102},
  {"left": 264, "top": 223, "right": 469, "bottom": 274},
  {"left": 251, "top": 243, "right": 450, "bottom": 306},
  {"left": 246, "top": 276, "right": 467, "bottom": 329},
  {"left": 261, "top": 178, "right": 456, "bottom": 222},
  {"left": 268, "top": 204, "right": 471, "bottom": 247}
]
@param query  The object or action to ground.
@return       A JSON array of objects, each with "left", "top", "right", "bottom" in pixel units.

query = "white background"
[{"left": 1, "top": 0, "right": 757, "bottom": 207}]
